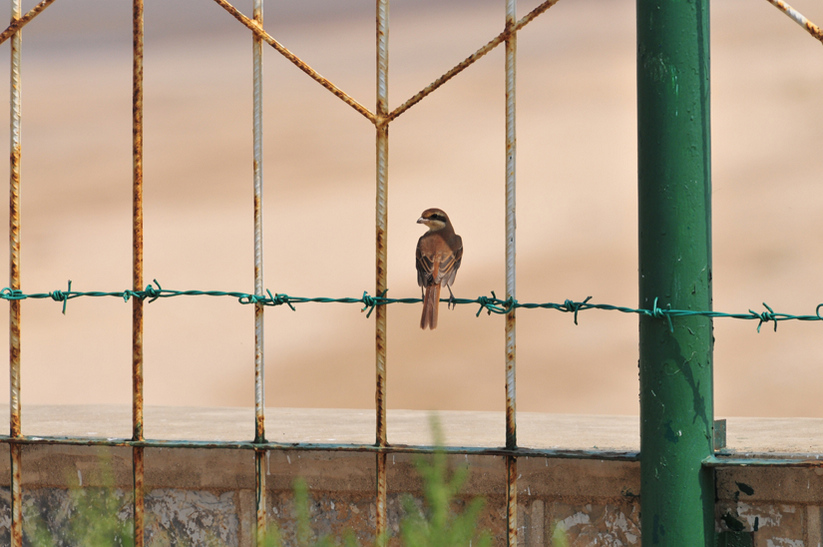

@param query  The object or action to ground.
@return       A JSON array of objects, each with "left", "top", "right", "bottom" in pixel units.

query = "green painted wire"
[{"left": 1, "top": 279, "right": 821, "bottom": 332}]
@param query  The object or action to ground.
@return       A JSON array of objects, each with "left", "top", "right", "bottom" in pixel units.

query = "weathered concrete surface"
[
  {"left": 5, "top": 405, "right": 823, "bottom": 456},
  {"left": 1, "top": 407, "right": 823, "bottom": 545}
]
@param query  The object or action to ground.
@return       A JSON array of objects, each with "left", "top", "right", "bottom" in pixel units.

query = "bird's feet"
[{"left": 447, "top": 286, "right": 456, "bottom": 310}]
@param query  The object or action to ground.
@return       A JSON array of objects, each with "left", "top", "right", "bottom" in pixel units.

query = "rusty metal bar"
[
  {"left": 504, "top": 0, "right": 518, "bottom": 545},
  {"left": 766, "top": 0, "right": 823, "bottom": 43},
  {"left": 387, "top": 0, "right": 559, "bottom": 124},
  {"left": 210, "top": 0, "right": 375, "bottom": 123},
  {"left": 10, "top": 443, "right": 21, "bottom": 546},
  {"left": 0, "top": 435, "right": 641, "bottom": 461},
  {"left": 132, "top": 446, "right": 144, "bottom": 545},
  {"left": 374, "top": 0, "right": 389, "bottom": 541},
  {"left": 132, "top": 0, "right": 144, "bottom": 447},
  {"left": 8, "top": 0, "right": 23, "bottom": 544},
  {"left": 252, "top": 0, "right": 267, "bottom": 544},
  {"left": 252, "top": 0, "right": 265, "bottom": 448},
  {"left": 255, "top": 448, "right": 266, "bottom": 545},
  {"left": 132, "top": 0, "right": 145, "bottom": 545},
  {"left": 9, "top": 0, "right": 22, "bottom": 442},
  {"left": 504, "top": 0, "right": 517, "bottom": 455},
  {"left": 0, "top": 0, "right": 57, "bottom": 47}
]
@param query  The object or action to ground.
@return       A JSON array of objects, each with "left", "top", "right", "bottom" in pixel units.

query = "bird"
[{"left": 415, "top": 208, "right": 463, "bottom": 330}]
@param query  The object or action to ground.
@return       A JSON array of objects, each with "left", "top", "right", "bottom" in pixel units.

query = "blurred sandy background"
[{"left": 0, "top": 0, "right": 821, "bottom": 440}]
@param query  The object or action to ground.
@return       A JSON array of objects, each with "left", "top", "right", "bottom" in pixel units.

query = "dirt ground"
[{"left": 0, "top": 0, "right": 821, "bottom": 432}]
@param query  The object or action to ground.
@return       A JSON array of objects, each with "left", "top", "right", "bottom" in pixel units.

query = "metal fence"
[{"left": 2, "top": 0, "right": 823, "bottom": 546}]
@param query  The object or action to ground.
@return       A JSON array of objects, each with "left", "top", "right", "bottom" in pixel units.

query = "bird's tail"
[{"left": 420, "top": 284, "right": 440, "bottom": 330}]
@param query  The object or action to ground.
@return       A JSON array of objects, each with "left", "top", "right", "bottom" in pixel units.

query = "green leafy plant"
[
  {"left": 23, "top": 449, "right": 133, "bottom": 547},
  {"left": 551, "top": 524, "right": 570, "bottom": 547},
  {"left": 22, "top": 418, "right": 493, "bottom": 546},
  {"left": 398, "top": 417, "right": 492, "bottom": 547},
  {"left": 261, "top": 478, "right": 359, "bottom": 547}
]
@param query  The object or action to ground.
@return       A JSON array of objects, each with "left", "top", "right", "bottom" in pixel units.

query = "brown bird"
[{"left": 416, "top": 208, "right": 463, "bottom": 330}]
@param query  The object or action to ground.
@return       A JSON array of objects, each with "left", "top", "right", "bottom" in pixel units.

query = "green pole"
[{"left": 637, "top": 0, "right": 713, "bottom": 545}]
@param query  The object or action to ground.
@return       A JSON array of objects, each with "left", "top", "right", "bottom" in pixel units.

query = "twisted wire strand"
[{"left": 2, "top": 280, "right": 821, "bottom": 332}]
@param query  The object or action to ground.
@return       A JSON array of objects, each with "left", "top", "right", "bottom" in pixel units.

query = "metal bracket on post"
[{"left": 714, "top": 418, "right": 727, "bottom": 451}]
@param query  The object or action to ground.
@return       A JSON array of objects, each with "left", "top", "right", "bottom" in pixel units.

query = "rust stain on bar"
[
  {"left": 504, "top": 0, "right": 517, "bottom": 455},
  {"left": 0, "top": 0, "right": 57, "bottom": 46},
  {"left": 387, "top": 0, "right": 559, "bottom": 123},
  {"left": 374, "top": 0, "right": 389, "bottom": 452},
  {"left": 10, "top": 145, "right": 21, "bottom": 441},
  {"left": 252, "top": 171, "right": 264, "bottom": 442},
  {"left": 504, "top": 4, "right": 518, "bottom": 546},
  {"left": 9, "top": 1, "right": 22, "bottom": 543},
  {"left": 133, "top": 446, "right": 145, "bottom": 547},
  {"left": 766, "top": 0, "right": 823, "bottom": 44},
  {"left": 10, "top": 443, "right": 22, "bottom": 545},
  {"left": 374, "top": 209, "right": 387, "bottom": 449},
  {"left": 806, "top": 20, "right": 823, "bottom": 42},
  {"left": 505, "top": 313, "right": 516, "bottom": 449},
  {"left": 374, "top": 0, "right": 389, "bottom": 541},
  {"left": 255, "top": 449, "right": 267, "bottom": 544},
  {"left": 211, "top": 0, "right": 376, "bottom": 124},
  {"left": 252, "top": 1, "right": 265, "bottom": 440},
  {"left": 9, "top": 0, "right": 22, "bottom": 441},
  {"left": 132, "top": 2, "right": 145, "bottom": 547},
  {"left": 375, "top": 452, "right": 388, "bottom": 542},
  {"left": 255, "top": 385, "right": 265, "bottom": 442},
  {"left": 252, "top": 4, "right": 268, "bottom": 543},
  {"left": 506, "top": 455, "right": 517, "bottom": 547},
  {"left": 132, "top": 0, "right": 145, "bottom": 444}
]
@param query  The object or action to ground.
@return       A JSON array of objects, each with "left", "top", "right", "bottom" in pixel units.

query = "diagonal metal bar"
[
  {"left": 765, "top": 0, "right": 823, "bottom": 43},
  {"left": 211, "top": 0, "right": 376, "bottom": 123},
  {"left": 0, "top": 0, "right": 57, "bottom": 46},
  {"left": 386, "top": 0, "right": 559, "bottom": 123}
]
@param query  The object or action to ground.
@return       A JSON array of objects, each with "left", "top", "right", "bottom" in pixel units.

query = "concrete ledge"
[
  {"left": 1, "top": 405, "right": 640, "bottom": 451},
  {"left": 2, "top": 407, "right": 823, "bottom": 545},
  {"left": 3, "top": 405, "right": 822, "bottom": 456}
]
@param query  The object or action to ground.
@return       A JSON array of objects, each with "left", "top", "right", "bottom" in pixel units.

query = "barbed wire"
[{"left": 1, "top": 279, "right": 821, "bottom": 333}]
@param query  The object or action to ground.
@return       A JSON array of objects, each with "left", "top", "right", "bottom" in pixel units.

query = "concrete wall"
[{"left": 0, "top": 407, "right": 821, "bottom": 546}]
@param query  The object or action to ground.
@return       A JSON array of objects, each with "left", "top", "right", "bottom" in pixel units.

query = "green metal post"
[{"left": 637, "top": 0, "right": 713, "bottom": 545}]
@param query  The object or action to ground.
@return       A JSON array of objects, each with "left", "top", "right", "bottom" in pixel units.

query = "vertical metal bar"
[
  {"left": 131, "top": 447, "right": 144, "bottom": 545},
  {"left": 252, "top": 0, "right": 267, "bottom": 544},
  {"left": 10, "top": 444, "right": 21, "bottom": 546},
  {"left": 504, "top": 1, "right": 517, "bottom": 546},
  {"left": 132, "top": 0, "right": 144, "bottom": 445},
  {"left": 132, "top": 0, "right": 145, "bottom": 545},
  {"left": 252, "top": 0, "right": 265, "bottom": 447},
  {"left": 374, "top": 0, "right": 389, "bottom": 541},
  {"left": 255, "top": 448, "right": 266, "bottom": 545},
  {"left": 9, "top": 0, "right": 22, "bottom": 544},
  {"left": 637, "top": 0, "right": 714, "bottom": 545}
]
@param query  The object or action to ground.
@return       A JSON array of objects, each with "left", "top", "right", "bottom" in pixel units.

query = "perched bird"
[{"left": 415, "top": 208, "right": 463, "bottom": 330}]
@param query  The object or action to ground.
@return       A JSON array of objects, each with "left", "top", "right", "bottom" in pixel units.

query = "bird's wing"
[
  {"left": 440, "top": 236, "right": 463, "bottom": 287},
  {"left": 416, "top": 238, "right": 434, "bottom": 287}
]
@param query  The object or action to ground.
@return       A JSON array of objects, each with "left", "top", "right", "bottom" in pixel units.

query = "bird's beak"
[{"left": 417, "top": 217, "right": 426, "bottom": 224}]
